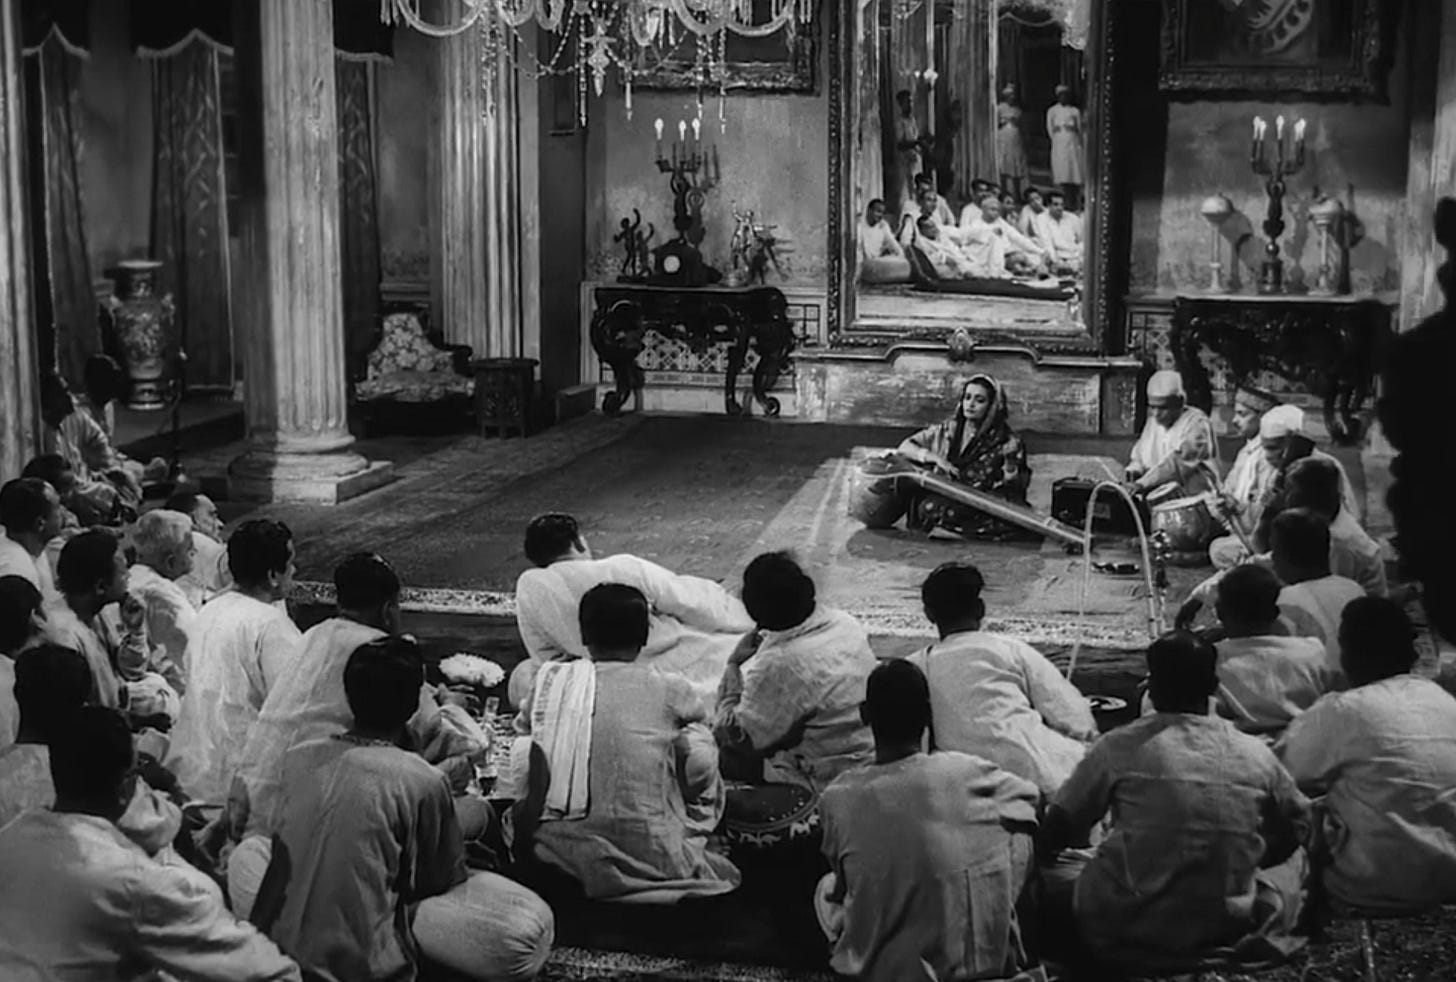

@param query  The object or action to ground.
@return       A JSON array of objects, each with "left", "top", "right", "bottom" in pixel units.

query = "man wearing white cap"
[
  {"left": 1125, "top": 370, "right": 1218, "bottom": 494},
  {"left": 1256, "top": 405, "right": 1360, "bottom": 522},
  {"left": 1208, "top": 385, "right": 1282, "bottom": 569}
]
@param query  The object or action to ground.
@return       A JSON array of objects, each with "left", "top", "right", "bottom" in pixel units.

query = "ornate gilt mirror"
[{"left": 828, "top": 0, "right": 1120, "bottom": 354}]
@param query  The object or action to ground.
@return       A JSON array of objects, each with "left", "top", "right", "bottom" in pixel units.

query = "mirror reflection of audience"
[
  {"left": 898, "top": 172, "right": 954, "bottom": 232},
  {"left": 815, "top": 660, "right": 1043, "bottom": 982},
  {"left": 1046, "top": 84, "right": 1085, "bottom": 211},
  {"left": 253, "top": 636, "right": 553, "bottom": 982},
  {"left": 1036, "top": 191, "right": 1083, "bottom": 275},
  {"left": 0, "top": 705, "right": 301, "bottom": 981},
  {"left": 1040, "top": 632, "right": 1311, "bottom": 975},
  {"left": 893, "top": 89, "right": 927, "bottom": 214},
  {"left": 1275, "top": 597, "right": 1456, "bottom": 913},
  {"left": 518, "top": 583, "right": 741, "bottom": 903},
  {"left": 1125, "top": 370, "right": 1219, "bottom": 495},
  {"left": 857, "top": 198, "right": 910, "bottom": 285},
  {"left": 958, "top": 194, "right": 1048, "bottom": 280},
  {"left": 995, "top": 83, "right": 1028, "bottom": 200}
]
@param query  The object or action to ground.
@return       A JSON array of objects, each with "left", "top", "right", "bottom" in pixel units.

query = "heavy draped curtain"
[
  {"left": 23, "top": 30, "right": 94, "bottom": 386},
  {"left": 335, "top": 58, "right": 382, "bottom": 380},
  {"left": 150, "top": 42, "right": 231, "bottom": 390},
  {"left": 854, "top": 0, "right": 884, "bottom": 216},
  {"left": 947, "top": 0, "right": 995, "bottom": 200},
  {"left": 137, "top": 0, "right": 389, "bottom": 390}
]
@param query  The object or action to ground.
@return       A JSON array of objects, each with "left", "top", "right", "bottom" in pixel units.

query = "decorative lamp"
[
  {"left": 1308, "top": 195, "right": 1345, "bottom": 296},
  {"left": 1198, "top": 194, "right": 1234, "bottom": 294}
]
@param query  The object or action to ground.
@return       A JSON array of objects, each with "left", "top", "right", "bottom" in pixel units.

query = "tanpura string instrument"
[{"left": 852, "top": 455, "right": 1090, "bottom": 550}]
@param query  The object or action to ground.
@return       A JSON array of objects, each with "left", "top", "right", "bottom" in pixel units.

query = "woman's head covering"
[{"left": 956, "top": 374, "right": 1011, "bottom": 441}]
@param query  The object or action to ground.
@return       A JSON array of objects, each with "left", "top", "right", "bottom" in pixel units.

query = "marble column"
[
  {"left": 227, "top": 0, "right": 392, "bottom": 504},
  {"left": 0, "top": 0, "right": 38, "bottom": 481},
  {"left": 429, "top": 21, "right": 540, "bottom": 362}
]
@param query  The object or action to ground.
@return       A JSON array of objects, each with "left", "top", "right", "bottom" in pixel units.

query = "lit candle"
[
  {"left": 1275, "top": 115, "right": 1285, "bottom": 140},
  {"left": 678, "top": 119, "right": 687, "bottom": 143},
  {"left": 1293, "top": 118, "right": 1306, "bottom": 143},
  {"left": 692, "top": 117, "right": 701, "bottom": 146},
  {"left": 1252, "top": 117, "right": 1259, "bottom": 139},
  {"left": 654, "top": 117, "right": 664, "bottom": 157}
]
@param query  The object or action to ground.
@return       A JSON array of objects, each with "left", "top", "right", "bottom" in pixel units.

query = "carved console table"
[
  {"left": 589, "top": 284, "right": 797, "bottom": 416},
  {"left": 1169, "top": 293, "right": 1394, "bottom": 444}
]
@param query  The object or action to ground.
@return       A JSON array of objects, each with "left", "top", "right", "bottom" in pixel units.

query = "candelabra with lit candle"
[
  {"left": 1250, "top": 113, "right": 1306, "bottom": 294},
  {"left": 653, "top": 116, "right": 721, "bottom": 257}
]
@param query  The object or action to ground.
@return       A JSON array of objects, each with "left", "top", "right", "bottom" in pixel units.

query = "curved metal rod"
[{"left": 1065, "top": 480, "right": 1163, "bottom": 682}]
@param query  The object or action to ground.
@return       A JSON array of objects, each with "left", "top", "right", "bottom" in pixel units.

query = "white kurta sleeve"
[{"left": 624, "top": 556, "right": 754, "bottom": 635}]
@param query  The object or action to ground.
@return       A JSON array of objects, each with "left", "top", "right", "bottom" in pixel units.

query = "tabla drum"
[
  {"left": 723, "top": 782, "right": 821, "bottom": 866},
  {"left": 848, "top": 455, "right": 911, "bottom": 529},
  {"left": 1151, "top": 494, "right": 1217, "bottom": 552}
]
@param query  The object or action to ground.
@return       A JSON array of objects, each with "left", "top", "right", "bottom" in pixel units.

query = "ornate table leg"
[
  {"left": 749, "top": 305, "right": 795, "bottom": 418},
  {"left": 721, "top": 307, "right": 748, "bottom": 416},
  {"left": 589, "top": 299, "right": 644, "bottom": 417}
]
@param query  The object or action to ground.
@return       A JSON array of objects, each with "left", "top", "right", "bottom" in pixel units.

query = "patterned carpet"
[{"left": 537, "top": 947, "right": 838, "bottom": 982}]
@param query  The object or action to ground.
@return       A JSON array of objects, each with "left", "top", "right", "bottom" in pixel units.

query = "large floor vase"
[{"left": 104, "top": 260, "right": 176, "bottom": 410}]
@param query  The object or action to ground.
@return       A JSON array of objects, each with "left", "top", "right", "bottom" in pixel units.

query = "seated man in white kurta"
[
  {"left": 510, "top": 513, "right": 753, "bottom": 706},
  {"left": 858, "top": 199, "right": 910, "bottom": 285},
  {"left": 1125, "top": 370, "right": 1219, "bottom": 495},
  {"left": 898, "top": 173, "right": 954, "bottom": 231},
  {"left": 906, "top": 216, "right": 977, "bottom": 279},
  {"left": 1209, "top": 386, "right": 1281, "bottom": 569},
  {"left": 1034, "top": 191, "right": 1082, "bottom": 274},
  {"left": 958, "top": 195, "right": 1047, "bottom": 278}
]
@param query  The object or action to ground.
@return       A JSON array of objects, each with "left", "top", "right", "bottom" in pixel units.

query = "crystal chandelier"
[{"left": 380, "top": 1, "right": 817, "bottom": 125}]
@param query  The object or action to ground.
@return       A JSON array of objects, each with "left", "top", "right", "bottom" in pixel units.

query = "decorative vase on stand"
[{"left": 102, "top": 260, "right": 176, "bottom": 411}]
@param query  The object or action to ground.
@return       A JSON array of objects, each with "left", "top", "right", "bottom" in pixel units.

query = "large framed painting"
[
  {"left": 630, "top": 1, "right": 818, "bottom": 93},
  {"left": 1159, "top": 0, "right": 1393, "bottom": 98}
]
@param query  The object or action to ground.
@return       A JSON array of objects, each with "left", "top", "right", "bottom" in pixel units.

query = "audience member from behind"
[
  {"left": 234, "top": 553, "right": 488, "bottom": 864},
  {"left": 908, "top": 561, "right": 1094, "bottom": 795},
  {"left": 1041, "top": 632, "right": 1310, "bottom": 974},
  {"left": 521, "top": 583, "right": 740, "bottom": 902},
  {"left": 167, "top": 518, "right": 301, "bottom": 807},
  {"left": 1279, "top": 456, "right": 1384, "bottom": 596},
  {"left": 256, "top": 637, "right": 553, "bottom": 982},
  {"left": 0, "top": 706, "right": 300, "bottom": 980},
  {"left": 43, "top": 528, "right": 150, "bottom": 712},
  {"left": 0, "top": 576, "right": 45, "bottom": 746},
  {"left": 1213, "top": 565, "right": 1335, "bottom": 735},
  {"left": 167, "top": 489, "right": 230, "bottom": 607},
  {"left": 1271, "top": 508, "right": 1364, "bottom": 666},
  {"left": 0, "top": 477, "right": 63, "bottom": 599},
  {"left": 715, "top": 551, "right": 876, "bottom": 792},
  {"left": 0, "top": 644, "right": 180, "bottom": 853},
  {"left": 128, "top": 509, "right": 198, "bottom": 694},
  {"left": 816, "top": 660, "right": 1041, "bottom": 982},
  {"left": 1277, "top": 598, "right": 1456, "bottom": 912},
  {"left": 513, "top": 513, "right": 752, "bottom": 706}
]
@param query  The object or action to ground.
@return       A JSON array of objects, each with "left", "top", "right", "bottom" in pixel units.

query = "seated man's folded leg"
[
  {"left": 675, "top": 721, "right": 726, "bottom": 835},
  {"left": 415, "top": 870, "right": 556, "bottom": 982}
]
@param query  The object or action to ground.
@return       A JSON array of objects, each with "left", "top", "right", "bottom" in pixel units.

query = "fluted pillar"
[
  {"left": 227, "top": 0, "right": 392, "bottom": 503},
  {"left": 0, "top": 0, "right": 38, "bottom": 480},
  {"left": 429, "top": 21, "right": 539, "bottom": 361}
]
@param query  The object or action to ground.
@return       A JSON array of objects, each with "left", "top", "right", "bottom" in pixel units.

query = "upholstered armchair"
[{"left": 354, "top": 311, "right": 474, "bottom": 432}]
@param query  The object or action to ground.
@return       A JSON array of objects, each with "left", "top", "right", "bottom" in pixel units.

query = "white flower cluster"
[{"left": 439, "top": 653, "right": 506, "bottom": 689}]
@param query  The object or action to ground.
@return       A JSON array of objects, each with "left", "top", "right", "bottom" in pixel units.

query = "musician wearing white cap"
[
  {"left": 1207, "top": 386, "right": 1283, "bottom": 569},
  {"left": 1124, "top": 370, "right": 1219, "bottom": 495},
  {"left": 1255, "top": 405, "right": 1360, "bottom": 522}
]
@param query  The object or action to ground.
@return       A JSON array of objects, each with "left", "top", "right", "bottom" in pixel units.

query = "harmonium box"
[{"left": 1051, "top": 478, "right": 1150, "bottom": 537}]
